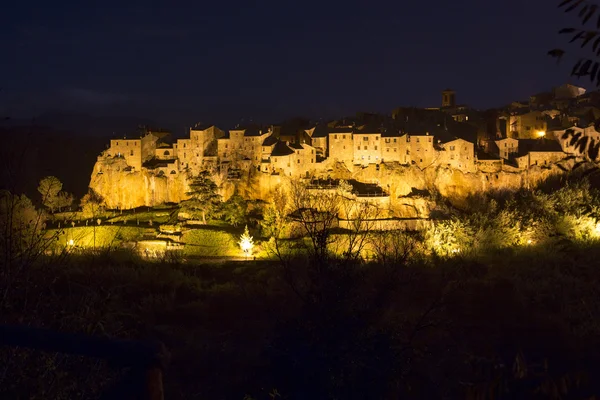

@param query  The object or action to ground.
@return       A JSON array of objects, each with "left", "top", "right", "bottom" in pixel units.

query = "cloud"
[{"left": 61, "top": 88, "right": 131, "bottom": 106}]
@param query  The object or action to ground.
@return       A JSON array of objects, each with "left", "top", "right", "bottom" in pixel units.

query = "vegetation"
[
  {"left": 181, "top": 171, "right": 222, "bottom": 225},
  {"left": 37, "top": 176, "right": 74, "bottom": 213},
  {"left": 4, "top": 174, "right": 600, "bottom": 398}
]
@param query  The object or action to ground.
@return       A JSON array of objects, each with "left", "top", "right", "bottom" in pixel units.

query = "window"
[
  {"left": 297, "top": 159, "right": 300, "bottom": 163},
  {"left": 450, "top": 146, "right": 455, "bottom": 151},
  {"left": 225, "top": 144, "right": 228, "bottom": 149},
  {"left": 374, "top": 146, "right": 378, "bottom": 150},
  {"left": 126, "top": 142, "right": 129, "bottom": 146},
  {"left": 429, "top": 138, "right": 432, "bottom": 142},
  {"left": 357, "top": 146, "right": 360, "bottom": 150},
  {"left": 116, "top": 142, "right": 118, "bottom": 145},
  {"left": 184, "top": 143, "right": 186, "bottom": 148},
  {"left": 394, "top": 148, "right": 397, "bottom": 152},
  {"left": 416, "top": 138, "right": 420, "bottom": 143},
  {"left": 343, "top": 146, "right": 346, "bottom": 149},
  {"left": 387, "top": 148, "right": 389, "bottom": 152},
  {"left": 376, "top": 136, "right": 379, "bottom": 141},
  {"left": 164, "top": 150, "right": 170, "bottom": 156},
  {"left": 130, "top": 150, "right": 134, "bottom": 156},
  {"left": 342, "top": 135, "right": 345, "bottom": 139},
  {"left": 364, "top": 146, "right": 367, "bottom": 150},
  {"left": 363, "top": 137, "right": 368, "bottom": 141},
  {"left": 393, "top": 138, "right": 397, "bottom": 143},
  {"left": 334, "top": 135, "right": 338, "bottom": 139}
]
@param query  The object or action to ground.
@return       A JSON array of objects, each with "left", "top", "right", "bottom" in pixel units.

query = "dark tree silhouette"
[{"left": 549, "top": 0, "right": 600, "bottom": 85}]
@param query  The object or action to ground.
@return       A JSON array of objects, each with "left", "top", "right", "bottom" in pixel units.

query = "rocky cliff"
[
  {"left": 89, "top": 155, "right": 588, "bottom": 217},
  {"left": 90, "top": 156, "right": 189, "bottom": 209}
]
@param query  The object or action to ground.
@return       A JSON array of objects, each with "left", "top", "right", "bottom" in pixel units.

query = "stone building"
[
  {"left": 407, "top": 132, "right": 435, "bottom": 168},
  {"left": 514, "top": 138, "right": 565, "bottom": 169},
  {"left": 494, "top": 137, "right": 519, "bottom": 160},
  {"left": 353, "top": 128, "right": 382, "bottom": 165},
  {"left": 382, "top": 130, "right": 403, "bottom": 163},
  {"left": 306, "top": 125, "right": 328, "bottom": 158},
  {"left": 505, "top": 110, "right": 548, "bottom": 139},
  {"left": 328, "top": 127, "right": 354, "bottom": 163},
  {"left": 217, "top": 129, "right": 245, "bottom": 166},
  {"left": 436, "top": 135, "right": 475, "bottom": 171}
]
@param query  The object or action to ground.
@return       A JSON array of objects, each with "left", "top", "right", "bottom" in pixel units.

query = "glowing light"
[
  {"left": 595, "top": 223, "right": 600, "bottom": 237},
  {"left": 536, "top": 131, "right": 546, "bottom": 137},
  {"left": 238, "top": 225, "right": 254, "bottom": 259},
  {"left": 526, "top": 239, "right": 532, "bottom": 245},
  {"left": 68, "top": 239, "right": 74, "bottom": 246},
  {"left": 451, "top": 248, "right": 460, "bottom": 254}
]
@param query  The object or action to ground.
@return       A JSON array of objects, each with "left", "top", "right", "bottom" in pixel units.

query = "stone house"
[
  {"left": 494, "top": 137, "right": 519, "bottom": 160},
  {"left": 328, "top": 127, "right": 354, "bottom": 163},
  {"left": 505, "top": 110, "right": 548, "bottom": 139},
  {"left": 217, "top": 129, "right": 245, "bottom": 166},
  {"left": 259, "top": 135, "right": 278, "bottom": 173},
  {"left": 189, "top": 124, "right": 225, "bottom": 157},
  {"left": 155, "top": 145, "right": 176, "bottom": 160},
  {"left": 407, "top": 132, "right": 435, "bottom": 168},
  {"left": 514, "top": 138, "right": 566, "bottom": 169},
  {"left": 306, "top": 125, "right": 328, "bottom": 159},
  {"left": 242, "top": 127, "right": 272, "bottom": 164},
  {"left": 175, "top": 138, "right": 194, "bottom": 171},
  {"left": 353, "top": 129, "right": 382, "bottom": 165},
  {"left": 382, "top": 130, "right": 404, "bottom": 163},
  {"left": 291, "top": 142, "right": 317, "bottom": 177},
  {"left": 107, "top": 138, "right": 143, "bottom": 171},
  {"left": 436, "top": 135, "right": 475, "bottom": 171}
]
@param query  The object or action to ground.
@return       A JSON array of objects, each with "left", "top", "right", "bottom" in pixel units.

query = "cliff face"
[
  {"left": 89, "top": 155, "right": 587, "bottom": 216},
  {"left": 90, "top": 157, "right": 189, "bottom": 209}
]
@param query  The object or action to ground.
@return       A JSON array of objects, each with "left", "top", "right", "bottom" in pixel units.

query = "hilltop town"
[{"left": 90, "top": 84, "right": 600, "bottom": 210}]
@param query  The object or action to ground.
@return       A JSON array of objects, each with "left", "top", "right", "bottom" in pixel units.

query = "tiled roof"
[
  {"left": 271, "top": 141, "right": 295, "bottom": 156},
  {"left": 518, "top": 138, "right": 563, "bottom": 156},
  {"left": 310, "top": 124, "right": 328, "bottom": 138},
  {"left": 262, "top": 134, "right": 278, "bottom": 146},
  {"left": 190, "top": 123, "right": 215, "bottom": 131}
]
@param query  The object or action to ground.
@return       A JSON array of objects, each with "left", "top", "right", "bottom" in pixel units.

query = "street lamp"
[{"left": 536, "top": 131, "right": 546, "bottom": 138}]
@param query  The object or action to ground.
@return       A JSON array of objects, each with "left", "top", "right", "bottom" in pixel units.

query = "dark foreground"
[{"left": 2, "top": 243, "right": 600, "bottom": 400}]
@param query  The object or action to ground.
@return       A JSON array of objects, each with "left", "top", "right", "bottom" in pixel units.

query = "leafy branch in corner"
[{"left": 549, "top": 0, "right": 600, "bottom": 85}]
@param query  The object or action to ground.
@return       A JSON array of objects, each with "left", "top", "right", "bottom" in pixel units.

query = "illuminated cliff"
[{"left": 89, "top": 152, "right": 586, "bottom": 217}]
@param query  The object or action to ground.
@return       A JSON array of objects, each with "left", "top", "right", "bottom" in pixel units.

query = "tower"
[{"left": 442, "top": 89, "right": 456, "bottom": 108}]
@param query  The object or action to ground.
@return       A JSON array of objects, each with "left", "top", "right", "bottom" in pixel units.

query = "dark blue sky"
[{"left": 0, "top": 0, "right": 584, "bottom": 127}]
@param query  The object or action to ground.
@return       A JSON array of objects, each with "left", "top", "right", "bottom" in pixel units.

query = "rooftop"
[{"left": 271, "top": 141, "right": 295, "bottom": 157}]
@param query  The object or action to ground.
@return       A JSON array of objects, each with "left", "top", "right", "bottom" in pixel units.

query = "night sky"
[{"left": 0, "top": 0, "right": 583, "bottom": 128}]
